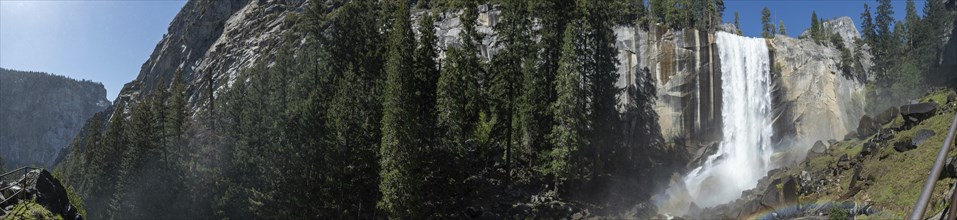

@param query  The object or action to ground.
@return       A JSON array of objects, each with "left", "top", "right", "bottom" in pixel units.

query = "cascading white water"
[{"left": 665, "top": 32, "right": 775, "bottom": 211}]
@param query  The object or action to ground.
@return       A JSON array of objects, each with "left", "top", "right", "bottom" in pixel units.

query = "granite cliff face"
[
  {"left": 611, "top": 18, "right": 869, "bottom": 169},
  {"left": 770, "top": 33, "right": 868, "bottom": 164},
  {"left": 0, "top": 68, "right": 110, "bottom": 167},
  {"left": 114, "top": 0, "right": 306, "bottom": 117},
  {"left": 621, "top": 27, "right": 723, "bottom": 166},
  {"left": 434, "top": 12, "right": 868, "bottom": 169},
  {"left": 60, "top": 0, "right": 869, "bottom": 199}
]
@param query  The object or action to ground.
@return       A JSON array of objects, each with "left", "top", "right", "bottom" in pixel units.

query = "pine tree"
[
  {"left": 490, "top": 0, "right": 534, "bottom": 184},
  {"left": 378, "top": 2, "right": 423, "bottom": 218},
  {"left": 436, "top": 2, "right": 482, "bottom": 154},
  {"left": 322, "top": 1, "right": 385, "bottom": 217},
  {"left": 761, "top": 7, "right": 774, "bottom": 38},
  {"left": 861, "top": 3, "right": 876, "bottom": 44},
  {"left": 734, "top": 11, "right": 742, "bottom": 35},
  {"left": 649, "top": 0, "right": 669, "bottom": 25},
  {"left": 903, "top": 0, "right": 918, "bottom": 47},
  {"left": 778, "top": 20, "right": 787, "bottom": 36},
  {"left": 917, "top": 0, "right": 956, "bottom": 64},
  {"left": 875, "top": 0, "right": 894, "bottom": 39},
  {"left": 76, "top": 114, "right": 104, "bottom": 218},
  {"left": 874, "top": 0, "right": 896, "bottom": 82},
  {"left": 810, "top": 11, "right": 821, "bottom": 42},
  {"left": 548, "top": 21, "right": 586, "bottom": 194},
  {"left": 96, "top": 108, "right": 127, "bottom": 220},
  {"left": 714, "top": 0, "right": 725, "bottom": 29},
  {"left": 434, "top": 2, "right": 485, "bottom": 212},
  {"left": 523, "top": 0, "right": 573, "bottom": 180},
  {"left": 580, "top": 0, "right": 622, "bottom": 181},
  {"left": 167, "top": 69, "right": 187, "bottom": 159}
]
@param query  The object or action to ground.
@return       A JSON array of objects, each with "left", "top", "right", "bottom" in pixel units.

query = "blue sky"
[
  {"left": 0, "top": 0, "right": 928, "bottom": 100},
  {"left": 1, "top": 0, "right": 186, "bottom": 99},
  {"left": 726, "top": 0, "right": 925, "bottom": 38}
]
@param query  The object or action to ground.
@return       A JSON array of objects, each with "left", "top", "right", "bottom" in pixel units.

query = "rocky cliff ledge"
[
  {"left": 115, "top": 0, "right": 306, "bottom": 116},
  {"left": 90, "top": 0, "right": 870, "bottom": 178},
  {"left": 0, "top": 68, "right": 110, "bottom": 167},
  {"left": 770, "top": 18, "right": 869, "bottom": 164}
]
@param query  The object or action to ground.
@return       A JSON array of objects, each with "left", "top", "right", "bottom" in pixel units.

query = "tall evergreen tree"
[
  {"left": 903, "top": 0, "right": 919, "bottom": 47},
  {"left": 734, "top": 11, "right": 742, "bottom": 35},
  {"left": 810, "top": 11, "right": 822, "bottom": 42},
  {"left": 490, "top": 0, "right": 534, "bottom": 184},
  {"left": 761, "top": 7, "right": 775, "bottom": 38},
  {"left": 778, "top": 20, "right": 787, "bottom": 36},
  {"left": 580, "top": 0, "right": 622, "bottom": 182},
  {"left": 434, "top": 2, "right": 485, "bottom": 213},
  {"left": 874, "top": 0, "right": 896, "bottom": 82},
  {"left": 436, "top": 2, "right": 482, "bottom": 154},
  {"left": 917, "top": 0, "right": 956, "bottom": 65},
  {"left": 166, "top": 69, "right": 187, "bottom": 159},
  {"left": 860, "top": 3, "right": 876, "bottom": 44},
  {"left": 649, "top": 0, "right": 669, "bottom": 25},
  {"left": 875, "top": 0, "right": 894, "bottom": 39},
  {"left": 378, "top": 2, "right": 422, "bottom": 218},
  {"left": 522, "top": 0, "right": 573, "bottom": 178},
  {"left": 323, "top": 0, "right": 385, "bottom": 217},
  {"left": 548, "top": 21, "right": 587, "bottom": 194}
]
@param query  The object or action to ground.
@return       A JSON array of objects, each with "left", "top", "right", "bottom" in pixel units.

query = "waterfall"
[{"left": 659, "top": 32, "right": 774, "bottom": 213}]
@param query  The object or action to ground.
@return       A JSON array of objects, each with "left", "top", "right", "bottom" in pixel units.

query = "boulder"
[
  {"left": 944, "top": 156, "right": 957, "bottom": 179},
  {"left": 811, "top": 141, "right": 827, "bottom": 153},
  {"left": 807, "top": 141, "right": 827, "bottom": 160},
  {"left": 837, "top": 154, "right": 853, "bottom": 170},
  {"left": 32, "top": 170, "right": 81, "bottom": 220},
  {"left": 844, "top": 131, "right": 858, "bottom": 141},
  {"left": 872, "top": 128, "right": 895, "bottom": 143},
  {"left": 900, "top": 103, "right": 939, "bottom": 129},
  {"left": 893, "top": 137, "right": 917, "bottom": 152},
  {"left": 782, "top": 176, "right": 800, "bottom": 204},
  {"left": 912, "top": 129, "right": 936, "bottom": 147},
  {"left": 761, "top": 178, "right": 784, "bottom": 208},
  {"left": 860, "top": 142, "right": 878, "bottom": 157},
  {"left": 873, "top": 107, "right": 899, "bottom": 126},
  {"left": 857, "top": 115, "right": 880, "bottom": 139}
]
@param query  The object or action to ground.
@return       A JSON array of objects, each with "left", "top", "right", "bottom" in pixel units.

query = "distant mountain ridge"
[{"left": 0, "top": 68, "right": 110, "bottom": 167}]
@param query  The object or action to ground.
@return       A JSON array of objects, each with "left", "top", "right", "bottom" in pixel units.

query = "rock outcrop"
[
  {"left": 114, "top": 0, "right": 306, "bottom": 118},
  {"left": 0, "top": 169, "right": 83, "bottom": 220},
  {"left": 607, "top": 25, "right": 722, "bottom": 166},
  {"left": 0, "top": 68, "right": 110, "bottom": 167},
  {"left": 770, "top": 30, "right": 868, "bottom": 161}
]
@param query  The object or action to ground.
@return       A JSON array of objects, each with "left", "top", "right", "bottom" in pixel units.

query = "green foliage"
[
  {"left": 860, "top": 3, "right": 876, "bottom": 43},
  {"left": 436, "top": 3, "right": 482, "bottom": 151},
  {"left": 53, "top": 1, "right": 681, "bottom": 218},
  {"left": 548, "top": 21, "right": 588, "bottom": 192},
  {"left": 809, "top": 11, "right": 823, "bottom": 43},
  {"left": 761, "top": 7, "right": 775, "bottom": 39},
  {"left": 6, "top": 200, "right": 63, "bottom": 220},
  {"left": 734, "top": 11, "right": 742, "bottom": 35},
  {"left": 377, "top": 2, "right": 423, "bottom": 218},
  {"left": 830, "top": 33, "right": 854, "bottom": 79},
  {"left": 581, "top": 0, "right": 623, "bottom": 183},
  {"left": 648, "top": 0, "right": 725, "bottom": 30},
  {"left": 828, "top": 204, "right": 850, "bottom": 220},
  {"left": 490, "top": 0, "right": 535, "bottom": 185},
  {"left": 903, "top": 0, "right": 918, "bottom": 47},
  {"left": 778, "top": 20, "right": 787, "bottom": 36}
]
